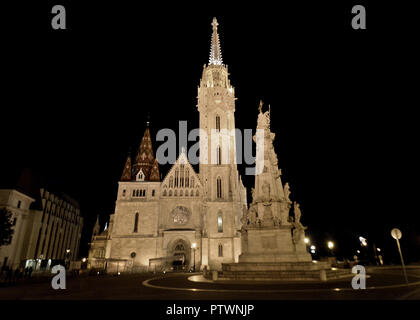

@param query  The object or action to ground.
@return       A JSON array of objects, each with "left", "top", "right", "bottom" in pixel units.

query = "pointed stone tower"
[
  {"left": 197, "top": 18, "right": 247, "bottom": 270},
  {"left": 120, "top": 153, "right": 132, "bottom": 181},
  {"left": 120, "top": 121, "right": 160, "bottom": 182},
  {"left": 219, "top": 103, "right": 345, "bottom": 280},
  {"left": 92, "top": 215, "right": 100, "bottom": 241},
  {"left": 132, "top": 123, "right": 156, "bottom": 181},
  {"left": 237, "top": 102, "right": 312, "bottom": 263}
]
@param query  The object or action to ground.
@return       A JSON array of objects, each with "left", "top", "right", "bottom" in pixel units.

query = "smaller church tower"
[
  {"left": 92, "top": 215, "right": 100, "bottom": 241},
  {"left": 131, "top": 123, "right": 159, "bottom": 182}
]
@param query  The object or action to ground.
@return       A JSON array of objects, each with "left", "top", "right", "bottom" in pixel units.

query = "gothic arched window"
[
  {"left": 175, "top": 169, "right": 179, "bottom": 187},
  {"left": 216, "top": 115, "right": 221, "bottom": 132},
  {"left": 190, "top": 177, "right": 195, "bottom": 188},
  {"left": 133, "top": 213, "right": 139, "bottom": 233},
  {"left": 218, "top": 243, "right": 223, "bottom": 257},
  {"left": 180, "top": 165, "right": 184, "bottom": 187},
  {"left": 217, "top": 211, "right": 223, "bottom": 233},
  {"left": 185, "top": 169, "right": 189, "bottom": 187},
  {"left": 137, "top": 169, "right": 145, "bottom": 181},
  {"left": 217, "top": 177, "right": 222, "bottom": 199},
  {"left": 217, "top": 146, "right": 221, "bottom": 165}
]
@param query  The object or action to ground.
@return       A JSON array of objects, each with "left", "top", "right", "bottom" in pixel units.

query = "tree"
[{"left": 0, "top": 207, "right": 14, "bottom": 246}]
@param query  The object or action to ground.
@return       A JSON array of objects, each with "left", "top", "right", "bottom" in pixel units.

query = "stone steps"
[{"left": 218, "top": 268, "right": 351, "bottom": 281}]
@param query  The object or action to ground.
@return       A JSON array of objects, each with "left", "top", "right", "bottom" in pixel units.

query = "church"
[{"left": 88, "top": 18, "right": 248, "bottom": 272}]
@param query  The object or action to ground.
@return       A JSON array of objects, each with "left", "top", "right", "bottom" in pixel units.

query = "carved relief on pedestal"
[{"left": 262, "top": 203, "right": 274, "bottom": 227}]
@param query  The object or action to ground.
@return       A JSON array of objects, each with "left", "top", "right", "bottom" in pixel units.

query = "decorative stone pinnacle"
[{"left": 209, "top": 17, "right": 223, "bottom": 65}]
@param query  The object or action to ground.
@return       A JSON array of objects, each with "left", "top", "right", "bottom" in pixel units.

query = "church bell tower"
[{"left": 197, "top": 18, "right": 246, "bottom": 270}]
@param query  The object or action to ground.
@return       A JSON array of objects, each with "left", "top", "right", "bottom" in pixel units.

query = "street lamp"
[
  {"left": 191, "top": 243, "right": 197, "bottom": 272},
  {"left": 65, "top": 249, "right": 71, "bottom": 269},
  {"left": 391, "top": 228, "right": 408, "bottom": 284},
  {"left": 82, "top": 258, "right": 87, "bottom": 263},
  {"left": 327, "top": 241, "right": 334, "bottom": 249},
  {"left": 310, "top": 245, "right": 316, "bottom": 254},
  {"left": 359, "top": 236, "right": 367, "bottom": 247},
  {"left": 304, "top": 237, "right": 310, "bottom": 244}
]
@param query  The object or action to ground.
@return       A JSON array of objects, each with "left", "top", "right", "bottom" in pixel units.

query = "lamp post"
[
  {"left": 327, "top": 241, "right": 335, "bottom": 257},
  {"left": 191, "top": 243, "right": 197, "bottom": 272},
  {"left": 65, "top": 249, "right": 71, "bottom": 269},
  {"left": 391, "top": 228, "right": 408, "bottom": 284}
]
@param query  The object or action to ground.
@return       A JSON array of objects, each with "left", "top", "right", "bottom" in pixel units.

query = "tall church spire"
[{"left": 209, "top": 17, "right": 223, "bottom": 65}]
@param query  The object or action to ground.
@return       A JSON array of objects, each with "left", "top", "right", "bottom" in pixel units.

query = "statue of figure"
[
  {"left": 273, "top": 215, "right": 280, "bottom": 227},
  {"left": 291, "top": 202, "right": 307, "bottom": 244},
  {"left": 294, "top": 201, "right": 302, "bottom": 224},
  {"left": 248, "top": 206, "right": 257, "bottom": 226},
  {"left": 292, "top": 227, "right": 305, "bottom": 244},
  {"left": 284, "top": 182, "right": 291, "bottom": 202},
  {"left": 251, "top": 188, "right": 256, "bottom": 203}
]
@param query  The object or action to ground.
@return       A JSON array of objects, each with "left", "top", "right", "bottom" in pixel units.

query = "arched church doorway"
[{"left": 170, "top": 239, "right": 190, "bottom": 271}]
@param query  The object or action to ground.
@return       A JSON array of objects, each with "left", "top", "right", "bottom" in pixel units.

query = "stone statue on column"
[
  {"left": 291, "top": 201, "right": 307, "bottom": 244},
  {"left": 284, "top": 182, "right": 291, "bottom": 203}
]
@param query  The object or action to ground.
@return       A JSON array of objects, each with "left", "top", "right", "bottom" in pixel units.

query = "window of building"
[
  {"left": 169, "top": 190, "right": 172, "bottom": 196},
  {"left": 122, "top": 189, "right": 126, "bottom": 197},
  {"left": 133, "top": 213, "right": 139, "bottom": 233},
  {"left": 12, "top": 218, "right": 17, "bottom": 226},
  {"left": 218, "top": 243, "right": 223, "bottom": 257},
  {"left": 185, "top": 169, "right": 189, "bottom": 187},
  {"left": 175, "top": 169, "right": 179, "bottom": 188},
  {"left": 216, "top": 115, "right": 220, "bottom": 132},
  {"left": 137, "top": 169, "right": 145, "bottom": 181},
  {"left": 169, "top": 176, "right": 173, "bottom": 188},
  {"left": 217, "top": 146, "right": 221, "bottom": 165},
  {"left": 152, "top": 190, "right": 155, "bottom": 197},
  {"left": 190, "top": 177, "right": 195, "bottom": 188},
  {"left": 180, "top": 165, "right": 184, "bottom": 188},
  {"left": 132, "top": 190, "right": 136, "bottom": 197},
  {"left": 217, "top": 177, "right": 222, "bottom": 198},
  {"left": 217, "top": 211, "right": 223, "bottom": 233},
  {"left": 17, "top": 200, "right": 21, "bottom": 209}
]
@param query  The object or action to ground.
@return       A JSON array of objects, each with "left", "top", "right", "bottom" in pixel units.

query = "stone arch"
[{"left": 167, "top": 238, "right": 191, "bottom": 271}]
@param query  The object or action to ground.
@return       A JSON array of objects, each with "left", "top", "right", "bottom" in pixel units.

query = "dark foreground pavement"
[{"left": 1, "top": 266, "right": 420, "bottom": 300}]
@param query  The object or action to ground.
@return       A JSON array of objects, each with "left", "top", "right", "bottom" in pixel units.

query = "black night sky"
[{"left": 1, "top": 2, "right": 418, "bottom": 262}]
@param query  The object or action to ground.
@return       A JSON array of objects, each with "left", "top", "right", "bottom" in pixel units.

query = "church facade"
[{"left": 90, "top": 18, "right": 247, "bottom": 273}]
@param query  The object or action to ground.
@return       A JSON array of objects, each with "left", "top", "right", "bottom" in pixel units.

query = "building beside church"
[
  {"left": 89, "top": 18, "right": 247, "bottom": 273},
  {"left": 0, "top": 169, "right": 83, "bottom": 270}
]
